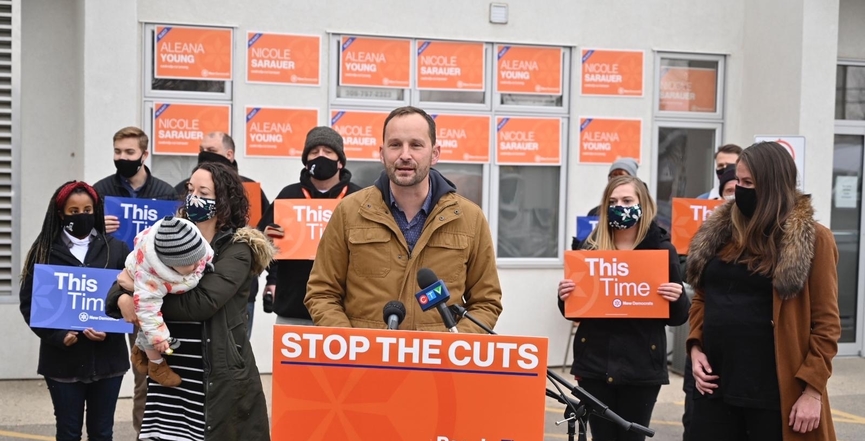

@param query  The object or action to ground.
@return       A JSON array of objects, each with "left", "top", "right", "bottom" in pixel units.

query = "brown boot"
[
  {"left": 148, "top": 360, "right": 181, "bottom": 387},
  {"left": 130, "top": 345, "right": 149, "bottom": 375}
]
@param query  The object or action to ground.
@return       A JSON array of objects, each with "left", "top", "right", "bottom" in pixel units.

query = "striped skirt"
[{"left": 139, "top": 321, "right": 206, "bottom": 441}]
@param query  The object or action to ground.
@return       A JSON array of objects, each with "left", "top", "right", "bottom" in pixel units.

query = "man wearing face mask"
[
  {"left": 173, "top": 132, "right": 270, "bottom": 339},
  {"left": 257, "top": 126, "right": 362, "bottom": 325},
  {"left": 92, "top": 126, "right": 176, "bottom": 436},
  {"left": 94, "top": 127, "right": 177, "bottom": 235},
  {"left": 697, "top": 144, "right": 742, "bottom": 200}
]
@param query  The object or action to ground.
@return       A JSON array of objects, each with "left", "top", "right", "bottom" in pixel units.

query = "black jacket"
[
  {"left": 93, "top": 166, "right": 177, "bottom": 201},
  {"left": 19, "top": 233, "right": 131, "bottom": 379},
  {"left": 258, "top": 168, "right": 362, "bottom": 320},
  {"left": 108, "top": 227, "right": 273, "bottom": 440},
  {"left": 558, "top": 222, "right": 690, "bottom": 385}
]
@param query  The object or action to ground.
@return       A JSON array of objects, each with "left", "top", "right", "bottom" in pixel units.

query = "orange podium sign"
[
  {"left": 242, "top": 181, "right": 263, "bottom": 228},
  {"left": 272, "top": 325, "right": 548, "bottom": 441},
  {"left": 431, "top": 113, "right": 490, "bottom": 163},
  {"left": 155, "top": 26, "right": 232, "bottom": 80},
  {"left": 152, "top": 103, "right": 231, "bottom": 155},
  {"left": 272, "top": 199, "right": 342, "bottom": 260},
  {"left": 671, "top": 198, "right": 725, "bottom": 254},
  {"left": 564, "top": 250, "right": 670, "bottom": 319}
]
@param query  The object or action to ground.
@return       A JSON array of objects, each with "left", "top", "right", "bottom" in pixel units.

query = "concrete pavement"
[{"left": 1, "top": 357, "right": 863, "bottom": 440}]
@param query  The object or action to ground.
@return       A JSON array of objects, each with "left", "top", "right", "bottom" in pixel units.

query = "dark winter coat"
[
  {"left": 93, "top": 166, "right": 177, "bottom": 201},
  {"left": 558, "top": 221, "right": 690, "bottom": 385}
]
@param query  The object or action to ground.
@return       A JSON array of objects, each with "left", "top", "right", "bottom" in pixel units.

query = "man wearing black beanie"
[{"left": 257, "top": 126, "right": 362, "bottom": 325}]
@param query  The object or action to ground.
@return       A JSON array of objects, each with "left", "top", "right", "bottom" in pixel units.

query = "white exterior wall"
[{"left": 4, "top": 0, "right": 850, "bottom": 378}]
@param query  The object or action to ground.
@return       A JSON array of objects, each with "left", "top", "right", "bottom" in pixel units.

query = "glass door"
[{"left": 832, "top": 124, "right": 865, "bottom": 356}]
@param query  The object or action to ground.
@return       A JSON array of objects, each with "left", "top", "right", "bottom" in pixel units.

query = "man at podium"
[{"left": 304, "top": 106, "right": 502, "bottom": 333}]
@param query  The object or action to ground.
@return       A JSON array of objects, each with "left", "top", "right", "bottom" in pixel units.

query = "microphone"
[
  {"left": 415, "top": 268, "right": 459, "bottom": 333},
  {"left": 382, "top": 300, "right": 406, "bottom": 330}
]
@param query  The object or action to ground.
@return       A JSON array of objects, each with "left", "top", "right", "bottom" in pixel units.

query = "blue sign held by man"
[
  {"left": 30, "top": 264, "right": 132, "bottom": 334},
  {"left": 104, "top": 196, "right": 180, "bottom": 249}
]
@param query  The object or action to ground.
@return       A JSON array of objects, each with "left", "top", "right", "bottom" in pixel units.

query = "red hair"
[{"left": 55, "top": 181, "right": 99, "bottom": 208}]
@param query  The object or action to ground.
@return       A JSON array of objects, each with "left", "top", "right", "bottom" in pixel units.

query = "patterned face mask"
[
  {"left": 607, "top": 204, "right": 642, "bottom": 230},
  {"left": 185, "top": 194, "right": 217, "bottom": 223}
]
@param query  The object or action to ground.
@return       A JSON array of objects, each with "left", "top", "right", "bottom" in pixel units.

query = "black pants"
[
  {"left": 46, "top": 376, "right": 123, "bottom": 441},
  {"left": 690, "top": 397, "right": 782, "bottom": 441},
  {"left": 578, "top": 378, "right": 661, "bottom": 441},
  {"left": 682, "top": 356, "right": 695, "bottom": 441}
]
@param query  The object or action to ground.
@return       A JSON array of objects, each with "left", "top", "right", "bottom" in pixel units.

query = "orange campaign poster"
[
  {"left": 272, "top": 326, "right": 548, "bottom": 441},
  {"left": 416, "top": 40, "right": 485, "bottom": 91},
  {"left": 246, "top": 32, "right": 321, "bottom": 85},
  {"left": 496, "top": 44, "right": 562, "bottom": 95},
  {"left": 580, "top": 49, "right": 644, "bottom": 97},
  {"left": 245, "top": 107, "right": 319, "bottom": 158},
  {"left": 430, "top": 114, "right": 490, "bottom": 163},
  {"left": 242, "top": 181, "right": 263, "bottom": 228},
  {"left": 495, "top": 117, "right": 561, "bottom": 165},
  {"left": 579, "top": 118, "right": 642, "bottom": 164},
  {"left": 339, "top": 36, "right": 410, "bottom": 88},
  {"left": 564, "top": 250, "right": 670, "bottom": 319},
  {"left": 154, "top": 26, "right": 232, "bottom": 80},
  {"left": 330, "top": 110, "right": 388, "bottom": 161},
  {"left": 152, "top": 103, "right": 231, "bottom": 155},
  {"left": 671, "top": 198, "right": 725, "bottom": 254},
  {"left": 659, "top": 67, "right": 718, "bottom": 112},
  {"left": 272, "top": 199, "right": 342, "bottom": 260}
]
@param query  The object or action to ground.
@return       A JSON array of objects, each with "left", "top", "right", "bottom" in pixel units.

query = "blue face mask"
[{"left": 185, "top": 194, "right": 217, "bottom": 223}]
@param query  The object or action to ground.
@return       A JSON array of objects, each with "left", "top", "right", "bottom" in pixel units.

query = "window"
[
  {"left": 143, "top": 24, "right": 234, "bottom": 188},
  {"left": 836, "top": 63, "right": 865, "bottom": 121},
  {"left": 1, "top": 0, "right": 12, "bottom": 295},
  {"left": 652, "top": 53, "right": 726, "bottom": 232},
  {"left": 328, "top": 34, "right": 569, "bottom": 263}
]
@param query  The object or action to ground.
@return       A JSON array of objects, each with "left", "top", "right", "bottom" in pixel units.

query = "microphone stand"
[{"left": 449, "top": 305, "right": 655, "bottom": 440}]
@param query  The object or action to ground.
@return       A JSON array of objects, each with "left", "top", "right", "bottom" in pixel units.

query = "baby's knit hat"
[{"left": 154, "top": 216, "right": 207, "bottom": 267}]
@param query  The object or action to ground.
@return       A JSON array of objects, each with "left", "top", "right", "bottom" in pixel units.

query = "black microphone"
[
  {"left": 382, "top": 300, "right": 406, "bottom": 330},
  {"left": 414, "top": 268, "right": 458, "bottom": 333}
]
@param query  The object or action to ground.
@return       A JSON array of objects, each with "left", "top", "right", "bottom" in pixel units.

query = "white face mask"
[{"left": 724, "top": 194, "right": 735, "bottom": 201}]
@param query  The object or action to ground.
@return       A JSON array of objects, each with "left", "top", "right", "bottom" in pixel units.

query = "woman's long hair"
[
  {"left": 179, "top": 162, "right": 249, "bottom": 230},
  {"left": 20, "top": 181, "right": 105, "bottom": 284},
  {"left": 719, "top": 141, "right": 798, "bottom": 275},
  {"left": 586, "top": 175, "right": 657, "bottom": 250}
]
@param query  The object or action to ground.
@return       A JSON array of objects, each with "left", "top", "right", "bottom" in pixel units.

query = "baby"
[{"left": 127, "top": 215, "right": 213, "bottom": 387}]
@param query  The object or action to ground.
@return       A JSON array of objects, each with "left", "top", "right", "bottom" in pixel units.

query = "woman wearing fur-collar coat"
[{"left": 685, "top": 141, "right": 841, "bottom": 441}]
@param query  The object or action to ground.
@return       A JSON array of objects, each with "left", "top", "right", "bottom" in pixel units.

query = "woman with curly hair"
[
  {"left": 686, "top": 142, "right": 840, "bottom": 441},
  {"left": 19, "top": 180, "right": 130, "bottom": 441},
  {"left": 107, "top": 162, "right": 275, "bottom": 441}
]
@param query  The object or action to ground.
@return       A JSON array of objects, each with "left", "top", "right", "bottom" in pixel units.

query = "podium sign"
[{"left": 272, "top": 325, "right": 548, "bottom": 440}]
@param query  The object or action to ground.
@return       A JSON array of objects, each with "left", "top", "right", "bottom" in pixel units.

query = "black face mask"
[
  {"left": 62, "top": 213, "right": 95, "bottom": 239},
  {"left": 715, "top": 167, "right": 726, "bottom": 179},
  {"left": 114, "top": 157, "right": 143, "bottom": 179},
  {"left": 734, "top": 185, "right": 758, "bottom": 218},
  {"left": 307, "top": 156, "right": 340, "bottom": 181},
  {"left": 197, "top": 151, "right": 233, "bottom": 167}
]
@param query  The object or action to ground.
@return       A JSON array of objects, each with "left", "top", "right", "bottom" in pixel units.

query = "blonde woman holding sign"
[
  {"left": 685, "top": 141, "right": 840, "bottom": 441},
  {"left": 557, "top": 175, "right": 690, "bottom": 441}
]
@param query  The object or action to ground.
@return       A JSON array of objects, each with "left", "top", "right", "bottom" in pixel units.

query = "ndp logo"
[{"left": 78, "top": 312, "right": 90, "bottom": 322}]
